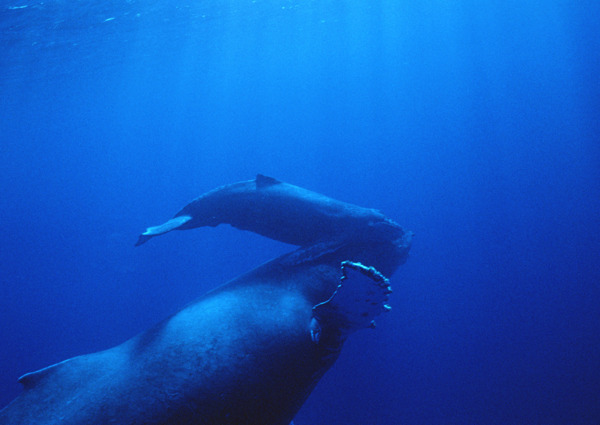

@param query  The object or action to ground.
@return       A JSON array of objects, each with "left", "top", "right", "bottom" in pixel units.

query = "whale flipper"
[
  {"left": 135, "top": 215, "right": 192, "bottom": 246},
  {"left": 310, "top": 261, "right": 392, "bottom": 344}
]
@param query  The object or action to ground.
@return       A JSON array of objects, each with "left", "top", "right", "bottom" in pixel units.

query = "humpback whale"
[
  {"left": 0, "top": 176, "right": 412, "bottom": 425},
  {"left": 135, "top": 174, "right": 404, "bottom": 247}
]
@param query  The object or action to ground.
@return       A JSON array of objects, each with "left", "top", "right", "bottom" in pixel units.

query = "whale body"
[
  {"left": 0, "top": 177, "right": 412, "bottom": 425},
  {"left": 135, "top": 174, "right": 404, "bottom": 247}
]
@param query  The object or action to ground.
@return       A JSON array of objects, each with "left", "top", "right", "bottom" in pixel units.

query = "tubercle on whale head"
[{"left": 360, "top": 217, "right": 406, "bottom": 243}]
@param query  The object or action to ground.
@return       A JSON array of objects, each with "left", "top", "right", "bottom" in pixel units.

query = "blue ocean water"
[{"left": 1, "top": 0, "right": 599, "bottom": 423}]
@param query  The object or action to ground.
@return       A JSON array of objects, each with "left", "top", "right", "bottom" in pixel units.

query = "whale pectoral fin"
[
  {"left": 311, "top": 261, "right": 392, "bottom": 344},
  {"left": 135, "top": 215, "right": 192, "bottom": 246}
]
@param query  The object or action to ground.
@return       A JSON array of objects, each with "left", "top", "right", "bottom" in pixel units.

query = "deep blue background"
[{"left": 1, "top": 1, "right": 599, "bottom": 424}]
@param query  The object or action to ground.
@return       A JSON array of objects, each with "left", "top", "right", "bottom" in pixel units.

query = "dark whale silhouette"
[
  {"left": 0, "top": 177, "right": 412, "bottom": 425},
  {"left": 135, "top": 174, "right": 404, "bottom": 247}
]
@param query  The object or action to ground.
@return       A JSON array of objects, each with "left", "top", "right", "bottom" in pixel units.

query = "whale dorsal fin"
[
  {"left": 18, "top": 358, "right": 74, "bottom": 390},
  {"left": 256, "top": 174, "right": 281, "bottom": 188}
]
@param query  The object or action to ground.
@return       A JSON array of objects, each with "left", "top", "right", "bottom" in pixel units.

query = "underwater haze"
[{"left": 1, "top": 0, "right": 599, "bottom": 424}]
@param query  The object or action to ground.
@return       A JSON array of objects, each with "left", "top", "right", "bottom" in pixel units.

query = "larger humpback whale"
[{"left": 0, "top": 176, "right": 412, "bottom": 425}]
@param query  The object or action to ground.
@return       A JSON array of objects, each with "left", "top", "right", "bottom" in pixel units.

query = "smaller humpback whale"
[{"left": 135, "top": 174, "right": 403, "bottom": 247}]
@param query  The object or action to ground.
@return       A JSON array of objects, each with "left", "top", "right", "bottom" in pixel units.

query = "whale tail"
[{"left": 135, "top": 215, "right": 192, "bottom": 246}]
